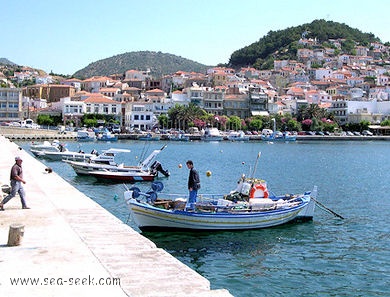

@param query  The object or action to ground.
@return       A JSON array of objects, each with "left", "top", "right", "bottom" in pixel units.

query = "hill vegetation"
[
  {"left": 228, "top": 19, "right": 383, "bottom": 69},
  {"left": 0, "top": 58, "right": 17, "bottom": 66},
  {"left": 73, "top": 51, "right": 211, "bottom": 79}
]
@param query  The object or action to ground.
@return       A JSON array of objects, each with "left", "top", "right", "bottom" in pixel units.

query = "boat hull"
[
  {"left": 261, "top": 135, "right": 296, "bottom": 141},
  {"left": 89, "top": 171, "right": 155, "bottom": 182},
  {"left": 33, "top": 151, "right": 94, "bottom": 161},
  {"left": 126, "top": 197, "right": 309, "bottom": 231}
]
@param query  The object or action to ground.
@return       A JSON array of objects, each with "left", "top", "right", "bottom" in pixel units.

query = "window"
[
  {"left": 134, "top": 115, "right": 139, "bottom": 120},
  {"left": 146, "top": 115, "right": 150, "bottom": 120}
]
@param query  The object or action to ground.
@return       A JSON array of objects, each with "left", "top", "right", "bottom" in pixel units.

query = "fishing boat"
[
  {"left": 227, "top": 131, "right": 250, "bottom": 141},
  {"left": 261, "top": 131, "right": 297, "bottom": 142},
  {"left": 124, "top": 153, "right": 316, "bottom": 231},
  {"left": 138, "top": 133, "right": 160, "bottom": 141},
  {"left": 261, "top": 119, "right": 296, "bottom": 142},
  {"left": 96, "top": 129, "right": 118, "bottom": 141},
  {"left": 76, "top": 130, "right": 96, "bottom": 141},
  {"left": 168, "top": 133, "right": 189, "bottom": 142},
  {"left": 64, "top": 145, "right": 169, "bottom": 181},
  {"left": 124, "top": 179, "right": 315, "bottom": 231},
  {"left": 201, "top": 127, "right": 224, "bottom": 141}
]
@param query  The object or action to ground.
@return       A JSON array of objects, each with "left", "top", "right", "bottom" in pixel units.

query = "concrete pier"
[{"left": 0, "top": 136, "right": 232, "bottom": 297}]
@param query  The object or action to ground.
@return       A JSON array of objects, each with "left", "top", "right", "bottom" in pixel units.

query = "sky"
[{"left": 2, "top": 0, "right": 390, "bottom": 75}]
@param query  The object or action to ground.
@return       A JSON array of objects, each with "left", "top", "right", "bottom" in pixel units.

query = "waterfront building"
[
  {"left": 0, "top": 88, "right": 23, "bottom": 122},
  {"left": 203, "top": 86, "right": 226, "bottom": 116}
]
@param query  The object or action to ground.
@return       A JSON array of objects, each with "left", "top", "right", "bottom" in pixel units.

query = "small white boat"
[
  {"left": 261, "top": 118, "right": 296, "bottom": 142},
  {"left": 96, "top": 130, "right": 118, "bottom": 141},
  {"left": 138, "top": 133, "right": 160, "bottom": 141},
  {"left": 227, "top": 131, "right": 250, "bottom": 141},
  {"left": 124, "top": 177, "right": 316, "bottom": 231},
  {"left": 34, "top": 148, "right": 97, "bottom": 161},
  {"left": 77, "top": 130, "right": 96, "bottom": 141},
  {"left": 201, "top": 127, "right": 224, "bottom": 141},
  {"left": 30, "top": 140, "right": 62, "bottom": 155},
  {"left": 64, "top": 145, "right": 169, "bottom": 182},
  {"left": 168, "top": 133, "right": 189, "bottom": 142}
]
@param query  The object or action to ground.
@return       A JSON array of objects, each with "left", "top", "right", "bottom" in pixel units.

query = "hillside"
[
  {"left": 73, "top": 51, "right": 211, "bottom": 79},
  {"left": 229, "top": 19, "right": 383, "bottom": 69},
  {"left": 0, "top": 58, "right": 17, "bottom": 66}
]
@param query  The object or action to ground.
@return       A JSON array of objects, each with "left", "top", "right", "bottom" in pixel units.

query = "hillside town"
[{"left": 1, "top": 36, "right": 390, "bottom": 135}]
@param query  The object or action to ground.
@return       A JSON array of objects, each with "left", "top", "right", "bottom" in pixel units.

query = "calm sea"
[{"left": 18, "top": 139, "right": 390, "bottom": 297}]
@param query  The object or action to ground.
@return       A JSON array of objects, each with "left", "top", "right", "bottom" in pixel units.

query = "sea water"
[{"left": 18, "top": 139, "right": 390, "bottom": 296}]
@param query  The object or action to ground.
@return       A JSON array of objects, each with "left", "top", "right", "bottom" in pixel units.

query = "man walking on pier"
[{"left": 0, "top": 156, "right": 30, "bottom": 210}]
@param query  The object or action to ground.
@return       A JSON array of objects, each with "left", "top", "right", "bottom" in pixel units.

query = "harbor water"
[{"left": 17, "top": 139, "right": 390, "bottom": 296}]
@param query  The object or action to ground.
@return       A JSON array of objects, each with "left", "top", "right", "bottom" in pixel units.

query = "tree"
[
  {"left": 248, "top": 118, "right": 263, "bottom": 131},
  {"left": 381, "top": 119, "right": 390, "bottom": 126},
  {"left": 37, "top": 114, "right": 54, "bottom": 126},
  {"left": 227, "top": 116, "right": 241, "bottom": 130},
  {"left": 158, "top": 114, "right": 168, "bottom": 129}
]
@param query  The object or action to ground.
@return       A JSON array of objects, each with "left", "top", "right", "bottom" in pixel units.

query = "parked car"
[
  {"left": 316, "top": 131, "right": 325, "bottom": 136},
  {"left": 353, "top": 131, "right": 361, "bottom": 136},
  {"left": 362, "top": 130, "right": 373, "bottom": 136},
  {"left": 346, "top": 131, "right": 354, "bottom": 136}
]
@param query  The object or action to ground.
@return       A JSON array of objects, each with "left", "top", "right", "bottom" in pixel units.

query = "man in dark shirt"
[
  {"left": 0, "top": 156, "right": 29, "bottom": 210},
  {"left": 186, "top": 160, "right": 200, "bottom": 210}
]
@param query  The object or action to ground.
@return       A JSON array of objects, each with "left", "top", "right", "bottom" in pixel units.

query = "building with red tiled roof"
[{"left": 83, "top": 93, "right": 121, "bottom": 116}]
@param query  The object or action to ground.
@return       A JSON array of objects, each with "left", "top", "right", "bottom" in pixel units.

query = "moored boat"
[
  {"left": 76, "top": 130, "right": 96, "bottom": 141},
  {"left": 96, "top": 129, "right": 118, "bottom": 141},
  {"left": 201, "top": 127, "right": 224, "bottom": 141},
  {"left": 124, "top": 154, "right": 316, "bottom": 231},
  {"left": 30, "top": 140, "right": 63, "bottom": 156},
  {"left": 64, "top": 145, "right": 169, "bottom": 182},
  {"left": 138, "top": 133, "right": 160, "bottom": 141},
  {"left": 227, "top": 131, "right": 250, "bottom": 141},
  {"left": 32, "top": 147, "right": 97, "bottom": 161}
]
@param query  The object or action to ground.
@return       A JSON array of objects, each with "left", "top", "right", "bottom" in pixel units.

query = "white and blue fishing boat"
[
  {"left": 261, "top": 119, "right": 296, "bottom": 142},
  {"left": 124, "top": 153, "right": 316, "bottom": 231},
  {"left": 96, "top": 129, "right": 118, "bottom": 141}
]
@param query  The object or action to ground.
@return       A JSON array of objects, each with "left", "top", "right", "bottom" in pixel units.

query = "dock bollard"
[{"left": 7, "top": 224, "right": 25, "bottom": 246}]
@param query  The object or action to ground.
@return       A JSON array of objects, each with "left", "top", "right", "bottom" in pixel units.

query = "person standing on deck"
[{"left": 186, "top": 160, "right": 200, "bottom": 210}]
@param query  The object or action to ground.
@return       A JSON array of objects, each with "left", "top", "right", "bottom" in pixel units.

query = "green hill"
[
  {"left": 73, "top": 51, "right": 211, "bottom": 79},
  {"left": 229, "top": 19, "right": 383, "bottom": 69}
]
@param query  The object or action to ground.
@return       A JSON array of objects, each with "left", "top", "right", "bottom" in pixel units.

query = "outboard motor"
[{"left": 150, "top": 161, "right": 170, "bottom": 177}]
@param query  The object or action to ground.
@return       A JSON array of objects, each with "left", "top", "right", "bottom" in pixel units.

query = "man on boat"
[{"left": 186, "top": 160, "right": 200, "bottom": 210}]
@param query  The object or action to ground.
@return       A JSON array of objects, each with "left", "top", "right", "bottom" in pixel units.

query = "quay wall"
[
  {"left": 0, "top": 136, "right": 232, "bottom": 297},
  {"left": 1, "top": 126, "right": 389, "bottom": 141}
]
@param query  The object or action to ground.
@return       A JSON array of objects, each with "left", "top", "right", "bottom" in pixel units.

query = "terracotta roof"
[
  {"left": 84, "top": 94, "right": 116, "bottom": 103},
  {"left": 146, "top": 88, "right": 164, "bottom": 93}
]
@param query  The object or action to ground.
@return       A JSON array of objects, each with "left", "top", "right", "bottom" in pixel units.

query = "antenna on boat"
[{"left": 251, "top": 152, "right": 261, "bottom": 178}]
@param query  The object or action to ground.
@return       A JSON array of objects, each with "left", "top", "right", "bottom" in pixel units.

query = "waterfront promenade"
[{"left": 0, "top": 136, "right": 232, "bottom": 297}]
